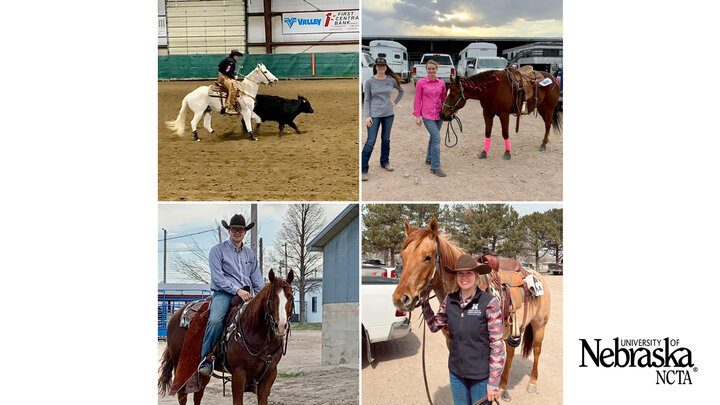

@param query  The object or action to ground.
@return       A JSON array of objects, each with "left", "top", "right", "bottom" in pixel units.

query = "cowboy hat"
[
  {"left": 221, "top": 214, "right": 255, "bottom": 231},
  {"left": 443, "top": 253, "right": 492, "bottom": 275}
]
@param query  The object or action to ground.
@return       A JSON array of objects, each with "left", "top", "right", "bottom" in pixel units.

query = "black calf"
[{"left": 253, "top": 95, "right": 314, "bottom": 135}]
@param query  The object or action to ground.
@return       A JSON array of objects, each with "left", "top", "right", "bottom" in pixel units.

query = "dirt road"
[
  {"left": 361, "top": 274, "right": 562, "bottom": 404},
  {"left": 158, "top": 330, "right": 358, "bottom": 404},
  {"left": 361, "top": 81, "right": 562, "bottom": 201},
  {"left": 158, "top": 79, "right": 359, "bottom": 201}
]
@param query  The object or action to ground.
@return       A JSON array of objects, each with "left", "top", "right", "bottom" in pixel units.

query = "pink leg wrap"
[
  {"left": 505, "top": 139, "right": 512, "bottom": 151},
  {"left": 484, "top": 138, "right": 491, "bottom": 152}
]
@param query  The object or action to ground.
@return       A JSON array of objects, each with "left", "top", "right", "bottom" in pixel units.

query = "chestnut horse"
[
  {"left": 158, "top": 269, "right": 294, "bottom": 405},
  {"left": 439, "top": 70, "right": 561, "bottom": 160},
  {"left": 392, "top": 217, "right": 551, "bottom": 401}
]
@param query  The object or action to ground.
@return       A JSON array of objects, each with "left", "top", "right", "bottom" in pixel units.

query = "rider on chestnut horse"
[{"left": 197, "top": 213, "right": 264, "bottom": 377}]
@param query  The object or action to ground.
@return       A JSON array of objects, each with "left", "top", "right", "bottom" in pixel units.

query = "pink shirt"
[{"left": 413, "top": 77, "right": 447, "bottom": 121}]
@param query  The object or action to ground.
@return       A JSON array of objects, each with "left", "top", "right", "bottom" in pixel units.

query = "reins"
[{"left": 419, "top": 237, "right": 443, "bottom": 405}]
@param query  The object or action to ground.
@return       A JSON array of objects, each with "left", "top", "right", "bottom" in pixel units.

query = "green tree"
[
  {"left": 545, "top": 208, "right": 563, "bottom": 262},
  {"left": 362, "top": 204, "right": 408, "bottom": 265},
  {"left": 404, "top": 204, "right": 442, "bottom": 228},
  {"left": 521, "top": 211, "right": 556, "bottom": 269}
]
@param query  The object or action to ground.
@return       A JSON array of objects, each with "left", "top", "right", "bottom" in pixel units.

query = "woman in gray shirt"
[{"left": 362, "top": 57, "right": 404, "bottom": 181}]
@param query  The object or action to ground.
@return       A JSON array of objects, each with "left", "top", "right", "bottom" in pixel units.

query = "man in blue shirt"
[{"left": 198, "top": 213, "right": 265, "bottom": 376}]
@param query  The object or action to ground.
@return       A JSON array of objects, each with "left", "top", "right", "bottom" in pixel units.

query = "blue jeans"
[
  {"left": 423, "top": 118, "right": 443, "bottom": 170},
  {"left": 449, "top": 371, "right": 489, "bottom": 405},
  {"left": 200, "top": 290, "right": 233, "bottom": 360},
  {"left": 361, "top": 115, "right": 394, "bottom": 173}
]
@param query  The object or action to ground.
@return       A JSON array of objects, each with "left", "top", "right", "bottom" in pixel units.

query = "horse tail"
[
  {"left": 551, "top": 97, "right": 562, "bottom": 134},
  {"left": 165, "top": 95, "right": 189, "bottom": 136},
  {"left": 521, "top": 322, "right": 534, "bottom": 358},
  {"left": 157, "top": 345, "right": 174, "bottom": 396}
]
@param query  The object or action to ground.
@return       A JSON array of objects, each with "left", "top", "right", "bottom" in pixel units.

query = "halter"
[
  {"left": 442, "top": 80, "right": 466, "bottom": 115},
  {"left": 247, "top": 65, "right": 274, "bottom": 85}
]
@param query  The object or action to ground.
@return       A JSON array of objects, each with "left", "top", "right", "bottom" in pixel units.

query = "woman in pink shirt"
[{"left": 413, "top": 60, "right": 448, "bottom": 177}]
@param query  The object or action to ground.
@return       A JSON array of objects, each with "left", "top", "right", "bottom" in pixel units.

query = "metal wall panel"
[{"left": 166, "top": 0, "right": 246, "bottom": 55}]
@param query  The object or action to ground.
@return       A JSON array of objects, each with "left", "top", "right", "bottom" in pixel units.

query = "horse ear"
[
  {"left": 269, "top": 268, "right": 276, "bottom": 283},
  {"left": 404, "top": 219, "right": 413, "bottom": 236},
  {"left": 454, "top": 75, "right": 460, "bottom": 85},
  {"left": 429, "top": 216, "right": 439, "bottom": 237},
  {"left": 286, "top": 269, "right": 294, "bottom": 284}
]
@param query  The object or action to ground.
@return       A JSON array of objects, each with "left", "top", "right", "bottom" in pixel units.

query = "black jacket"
[
  {"left": 446, "top": 288, "right": 494, "bottom": 380},
  {"left": 218, "top": 56, "right": 237, "bottom": 78}
]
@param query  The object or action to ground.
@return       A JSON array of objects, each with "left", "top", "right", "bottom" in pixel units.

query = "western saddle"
[
  {"left": 170, "top": 295, "right": 247, "bottom": 395},
  {"left": 504, "top": 65, "right": 546, "bottom": 132},
  {"left": 477, "top": 254, "right": 537, "bottom": 347}
]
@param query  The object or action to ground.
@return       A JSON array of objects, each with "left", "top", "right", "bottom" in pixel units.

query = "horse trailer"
[
  {"left": 502, "top": 42, "right": 563, "bottom": 73},
  {"left": 457, "top": 42, "right": 506, "bottom": 77},
  {"left": 368, "top": 40, "right": 410, "bottom": 82}
]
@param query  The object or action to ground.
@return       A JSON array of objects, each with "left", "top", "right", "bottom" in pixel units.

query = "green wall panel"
[{"left": 159, "top": 52, "right": 359, "bottom": 80}]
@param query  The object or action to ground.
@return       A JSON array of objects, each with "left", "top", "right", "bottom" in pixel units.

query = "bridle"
[{"left": 442, "top": 80, "right": 466, "bottom": 116}]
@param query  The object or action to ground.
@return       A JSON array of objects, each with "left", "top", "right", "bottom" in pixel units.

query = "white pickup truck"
[
  {"left": 413, "top": 53, "right": 455, "bottom": 85},
  {"left": 361, "top": 273, "right": 411, "bottom": 362}
]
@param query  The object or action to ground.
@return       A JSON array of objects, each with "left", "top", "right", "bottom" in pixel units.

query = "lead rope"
[
  {"left": 444, "top": 115, "right": 462, "bottom": 148},
  {"left": 421, "top": 238, "right": 443, "bottom": 405}
]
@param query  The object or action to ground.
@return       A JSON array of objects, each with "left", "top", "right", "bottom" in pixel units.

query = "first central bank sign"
[{"left": 282, "top": 10, "right": 359, "bottom": 34}]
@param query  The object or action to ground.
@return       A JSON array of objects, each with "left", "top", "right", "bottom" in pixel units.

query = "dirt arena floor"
[
  {"left": 362, "top": 274, "right": 562, "bottom": 404},
  {"left": 158, "top": 79, "right": 359, "bottom": 201},
  {"left": 361, "top": 81, "right": 562, "bottom": 201},
  {"left": 158, "top": 330, "right": 358, "bottom": 404}
]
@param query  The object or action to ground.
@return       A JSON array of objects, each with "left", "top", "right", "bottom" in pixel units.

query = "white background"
[{"left": 1, "top": 1, "right": 719, "bottom": 403}]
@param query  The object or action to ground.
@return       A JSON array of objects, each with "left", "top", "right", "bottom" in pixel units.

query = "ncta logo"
[{"left": 579, "top": 338, "right": 697, "bottom": 385}]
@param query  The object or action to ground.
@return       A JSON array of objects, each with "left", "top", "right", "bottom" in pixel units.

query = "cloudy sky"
[
  {"left": 363, "top": 0, "right": 562, "bottom": 37},
  {"left": 158, "top": 203, "right": 351, "bottom": 283}
]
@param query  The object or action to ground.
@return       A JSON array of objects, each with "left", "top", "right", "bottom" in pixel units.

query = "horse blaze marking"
[{"left": 277, "top": 290, "right": 288, "bottom": 329}]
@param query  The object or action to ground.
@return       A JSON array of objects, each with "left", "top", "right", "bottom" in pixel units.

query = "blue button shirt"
[{"left": 209, "top": 240, "right": 265, "bottom": 295}]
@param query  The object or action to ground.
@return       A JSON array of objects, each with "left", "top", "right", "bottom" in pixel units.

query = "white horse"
[{"left": 165, "top": 63, "right": 278, "bottom": 141}]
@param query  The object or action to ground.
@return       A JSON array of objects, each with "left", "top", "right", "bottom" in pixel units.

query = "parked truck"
[
  {"left": 361, "top": 274, "right": 411, "bottom": 362},
  {"left": 369, "top": 40, "right": 410, "bottom": 83},
  {"left": 412, "top": 53, "right": 455, "bottom": 85}
]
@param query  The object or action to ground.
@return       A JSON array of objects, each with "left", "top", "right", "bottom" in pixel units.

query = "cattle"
[{"left": 252, "top": 94, "right": 314, "bottom": 135}]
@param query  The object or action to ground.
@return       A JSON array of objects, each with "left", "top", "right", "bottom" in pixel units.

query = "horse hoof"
[
  {"left": 539, "top": 145, "right": 546, "bottom": 152},
  {"left": 527, "top": 384, "right": 538, "bottom": 393},
  {"left": 478, "top": 152, "right": 487, "bottom": 159},
  {"left": 503, "top": 153, "right": 511, "bottom": 160},
  {"left": 501, "top": 389, "right": 512, "bottom": 401}
]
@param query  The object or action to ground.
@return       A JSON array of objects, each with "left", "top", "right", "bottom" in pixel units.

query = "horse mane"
[
  {"left": 241, "top": 279, "right": 282, "bottom": 331},
  {"left": 402, "top": 227, "right": 465, "bottom": 271},
  {"left": 463, "top": 70, "right": 503, "bottom": 90}
]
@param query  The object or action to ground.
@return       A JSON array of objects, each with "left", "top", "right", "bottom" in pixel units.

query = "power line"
[{"left": 158, "top": 229, "right": 215, "bottom": 242}]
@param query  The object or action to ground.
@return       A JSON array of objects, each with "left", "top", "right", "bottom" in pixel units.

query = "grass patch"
[
  {"left": 291, "top": 322, "right": 322, "bottom": 331},
  {"left": 277, "top": 371, "right": 303, "bottom": 379}
]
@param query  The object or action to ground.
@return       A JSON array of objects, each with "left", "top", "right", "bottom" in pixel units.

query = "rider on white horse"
[{"left": 218, "top": 50, "right": 243, "bottom": 115}]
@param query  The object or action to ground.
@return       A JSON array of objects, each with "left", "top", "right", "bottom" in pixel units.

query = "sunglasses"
[{"left": 229, "top": 228, "right": 246, "bottom": 234}]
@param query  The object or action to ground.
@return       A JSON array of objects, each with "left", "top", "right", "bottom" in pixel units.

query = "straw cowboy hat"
[
  {"left": 443, "top": 253, "right": 492, "bottom": 275},
  {"left": 221, "top": 214, "right": 255, "bottom": 231}
]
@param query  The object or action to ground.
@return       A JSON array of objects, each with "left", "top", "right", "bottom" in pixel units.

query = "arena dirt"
[
  {"left": 361, "top": 81, "right": 562, "bottom": 201},
  {"left": 158, "top": 79, "right": 359, "bottom": 201},
  {"left": 158, "top": 330, "right": 359, "bottom": 404}
]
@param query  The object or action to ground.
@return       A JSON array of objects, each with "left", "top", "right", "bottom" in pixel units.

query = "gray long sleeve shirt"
[
  {"left": 363, "top": 76, "right": 404, "bottom": 118},
  {"left": 209, "top": 240, "right": 265, "bottom": 295}
]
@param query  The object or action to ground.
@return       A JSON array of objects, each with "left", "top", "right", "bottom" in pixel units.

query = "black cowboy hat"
[
  {"left": 374, "top": 57, "right": 387, "bottom": 65},
  {"left": 221, "top": 214, "right": 255, "bottom": 231},
  {"left": 443, "top": 253, "right": 492, "bottom": 275},
  {"left": 230, "top": 49, "right": 243, "bottom": 57}
]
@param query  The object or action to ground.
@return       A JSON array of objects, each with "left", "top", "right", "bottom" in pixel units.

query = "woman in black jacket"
[{"left": 422, "top": 253, "right": 505, "bottom": 405}]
